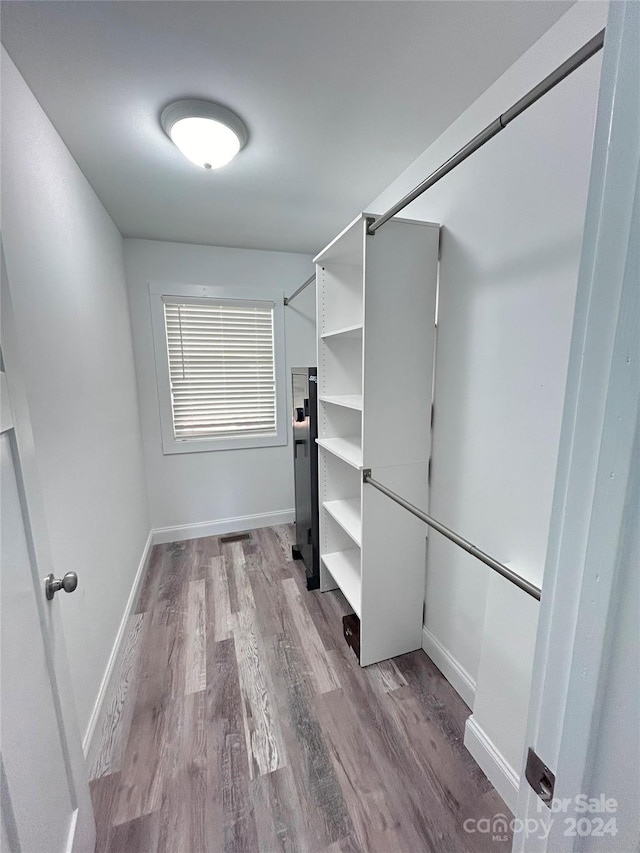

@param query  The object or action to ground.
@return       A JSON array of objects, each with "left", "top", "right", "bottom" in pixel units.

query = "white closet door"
[{"left": 1, "top": 238, "right": 95, "bottom": 853}]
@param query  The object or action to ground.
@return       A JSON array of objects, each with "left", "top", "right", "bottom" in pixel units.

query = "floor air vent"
[{"left": 220, "top": 532, "right": 251, "bottom": 544}]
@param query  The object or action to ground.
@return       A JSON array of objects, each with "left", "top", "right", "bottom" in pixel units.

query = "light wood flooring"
[{"left": 88, "top": 525, "right": 512, "bottom": 852}]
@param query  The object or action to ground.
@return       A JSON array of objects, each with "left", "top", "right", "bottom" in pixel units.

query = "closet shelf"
[
  {"left": 319, "top": 395, "right": 363, "bottom": 411},
  {"left": 323, "top": 498, "right": 362, "bottom": 546},
  {"left": 321, "top": 323, "right": 363, "bottom": 340},
  {"left": 321, "top": 550, "right": 361, "bottom": 616},
  {"left": 316, "top": 437, "right": 362, "bottom": 469}
]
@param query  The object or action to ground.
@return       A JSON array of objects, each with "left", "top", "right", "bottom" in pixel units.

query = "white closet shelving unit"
[{"left": 315, "top": 212, "right": 440, "bottom": 665}]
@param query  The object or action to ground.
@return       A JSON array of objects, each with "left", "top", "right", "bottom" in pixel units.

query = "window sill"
[{"left": 162, "top": 432, "right": 287, "bottom": 455}]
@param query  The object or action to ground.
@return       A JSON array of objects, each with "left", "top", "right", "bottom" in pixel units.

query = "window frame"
[{"left": 149, "top": 282, "right": 287, "bottom": 454}]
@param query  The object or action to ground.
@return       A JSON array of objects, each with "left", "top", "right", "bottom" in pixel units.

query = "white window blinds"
[{"left": 163, "top": 298, "right": 277, "bottom": 440}]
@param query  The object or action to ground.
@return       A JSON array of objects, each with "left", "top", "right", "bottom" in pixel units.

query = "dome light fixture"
[{"left": 160, "top": 99, "right": 248, "bottom": 170}]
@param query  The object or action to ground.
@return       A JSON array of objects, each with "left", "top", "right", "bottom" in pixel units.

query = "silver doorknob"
[{"left": 45, "top": 571, "right": 78, "bottom": 600}]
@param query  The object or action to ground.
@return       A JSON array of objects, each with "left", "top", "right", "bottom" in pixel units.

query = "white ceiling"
[{"left": 1, "top": 1, "right": 573, "bottom": 255}]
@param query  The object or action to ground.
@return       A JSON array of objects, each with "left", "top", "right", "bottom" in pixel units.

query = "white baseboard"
[
  {"left": 464, "top": 715, "right": 520, "bottom": 813},
  {"left": 151, "top": 509, "right": 295, "bottom": 545},
  {"left": 82, "top": 529, "right": 154, "bottom": 755},
  {"left": 422, "top": 625, "right": 476, "bottom": 709},
  {"left": 421, "top": 629, "right": 520, "bottom": 809}
]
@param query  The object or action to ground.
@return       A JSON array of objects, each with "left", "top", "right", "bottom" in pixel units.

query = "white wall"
[
  {"left": 124, "top": 238, "right": 315, "bottom": 534},
  {"left": 367, "top": 2, "right": 607, "bottom": 810},
  {"left": 0, "top": 50, "right": 151, "bottom": 740}
]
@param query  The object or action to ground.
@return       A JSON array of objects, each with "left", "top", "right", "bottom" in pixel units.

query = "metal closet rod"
[
  {"left": 367, "top": 28, "right": 605, "bottom": 234},
  {"left": 284, "top": 27, "right": 606, "bottom": 305},
  {"left": 283, "top": 274, "right": 315, "bottom": 306},
  {"left": 363, "top": 470, "right": 542, "bottom": 601}
]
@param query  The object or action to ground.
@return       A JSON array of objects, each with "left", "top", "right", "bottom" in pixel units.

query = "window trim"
[{"left": 149, "top": 282, "right": 287, "bottom": 454}]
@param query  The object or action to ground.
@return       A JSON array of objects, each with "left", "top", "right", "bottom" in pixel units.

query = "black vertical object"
[{"left": 291, "top": 367, "right": 319, "bottom": 589}]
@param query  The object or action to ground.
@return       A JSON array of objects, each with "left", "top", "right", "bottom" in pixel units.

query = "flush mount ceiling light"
[{"left": 160, "top": 99, "right": 248, "bottom": 170}]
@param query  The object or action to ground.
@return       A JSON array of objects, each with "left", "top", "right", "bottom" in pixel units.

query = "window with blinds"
[{"left": 163, "top": 298, "right": 277, "bottom": 441}]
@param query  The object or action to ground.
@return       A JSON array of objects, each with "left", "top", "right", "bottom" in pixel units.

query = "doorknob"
[{"left": 45, "top": 572, "right": 78, "bottom": 600}]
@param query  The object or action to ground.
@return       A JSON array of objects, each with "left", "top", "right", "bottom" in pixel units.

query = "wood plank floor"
[{"left": 89, "top": 526, "right": 512, "bottom": 852}]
